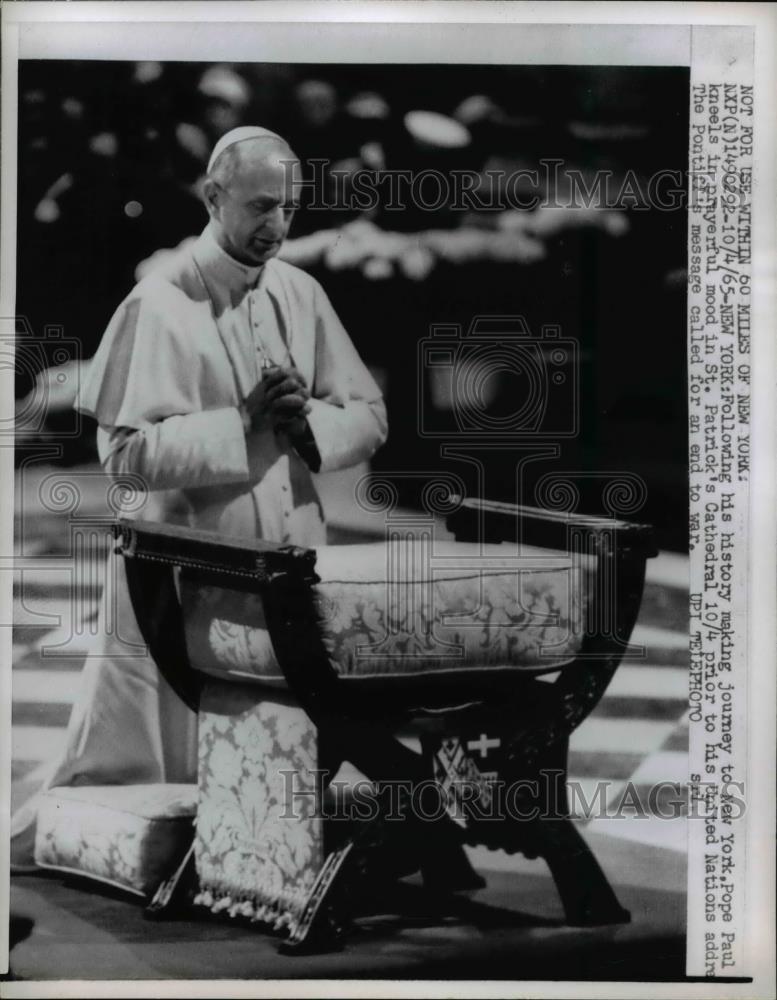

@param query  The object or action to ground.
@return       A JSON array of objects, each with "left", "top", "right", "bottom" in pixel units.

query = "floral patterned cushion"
[
  {"left": 34, "top": 784, "right": 197, "bottom": 897},
  {"left": 181, "top": 540, "right": 587, "bottom": 684},
  {"left": 193, "top": 683, "right": 322, "bottom": 935}
]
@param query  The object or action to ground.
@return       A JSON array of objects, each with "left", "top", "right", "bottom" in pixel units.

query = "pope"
[{"left": 12, "top": 126, "right": 388, "bottom": 864}]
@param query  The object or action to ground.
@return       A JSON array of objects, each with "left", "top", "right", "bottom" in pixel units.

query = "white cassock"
[{"left": 11, "top": 224, "right": 387, "bottom": 864}]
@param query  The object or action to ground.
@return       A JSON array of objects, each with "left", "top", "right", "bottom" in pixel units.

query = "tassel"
[{"left": 195, "top": 883, "right": 297, "bottom": 935}]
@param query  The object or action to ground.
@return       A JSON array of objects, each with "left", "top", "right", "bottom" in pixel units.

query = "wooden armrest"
[
  {"left": 446, "top": 496, "right": 658, "bottom": 559},
  {"left": 112, "top": 518, "right": 317, "bottom": 586}
]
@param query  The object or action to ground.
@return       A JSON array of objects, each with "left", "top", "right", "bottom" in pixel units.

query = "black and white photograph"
[{"left": 1, "top": 4, "right": 774, "bottom": 997}]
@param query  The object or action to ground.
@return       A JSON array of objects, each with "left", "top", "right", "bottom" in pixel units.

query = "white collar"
[{"left": 194, "top": 224, "right": 267, "bottom": 296}]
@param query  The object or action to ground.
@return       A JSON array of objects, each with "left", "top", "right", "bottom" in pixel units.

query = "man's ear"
[{"left": 202, "top": 178, "right": 221, "bottom": 218}]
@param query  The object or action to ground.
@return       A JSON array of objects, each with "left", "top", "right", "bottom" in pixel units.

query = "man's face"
[{"left": 209, "top": 148, "right": 300, "bottom": 266}]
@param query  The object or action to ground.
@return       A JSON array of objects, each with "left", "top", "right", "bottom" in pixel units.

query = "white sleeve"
[
  {"left": 97, "top": 411, "right": 255, "bottom": 491},
  {"left": 305, "top": 281, "right": 388, "bottom": 473}
]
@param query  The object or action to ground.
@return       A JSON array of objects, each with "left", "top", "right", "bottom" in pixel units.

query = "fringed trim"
[{"left": 194, "top": 881, "right": 303, "bottom": 936}]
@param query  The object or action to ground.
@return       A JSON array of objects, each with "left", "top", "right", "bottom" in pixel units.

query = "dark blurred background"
[{"left": 15, "top": 61, "right": 689, "bottom": 550}]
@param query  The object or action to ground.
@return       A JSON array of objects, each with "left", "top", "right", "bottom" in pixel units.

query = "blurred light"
[
  {"left": 176, "top": 122, "right": 209, "bottom": 162},
  {"left": 346, "top": 91, "right": 390, "bottom": 120},
  {"left": 34, "top": 198, "right": 59, "bottom": 224},
  {"left": 359, "top": 141, "right": 386, "bottom": 171},
  {"left": 134, "top": 61, "right": 163, "bottom": 85},
  {"left": 90, "top": 132, "right": 119, "bottom": 158},
  {"left": 124, "top": 201, "right": 143, "bottom": 219},
  {"left": 362, "top": 257, "right": 393, "bottom": 280},
  {"left": 295, "top": 79, "right": 338, "bottom": 128},
  {"left": 664, "top": 267, "right": 687, "bottom": 289},
  {"left": 198, "top": 65, "right": 251, "bottom": 107},
  {"left": 511, "top": 206, "right": 632, "bottom": 240},
  {"left": 61, "top": 97, "right": 85, "bottom": 121},
  {"left": 601, "top": 212, "right": 630, "bottom": 237},
  {"left": 453, "top": 94, "right": 498, "bottom": 126},
  {"left": 398, "top": 246, "right": 435, "bottom": 281},
  {"left": 404, "top": 111, "right": 470, "bottom": 149},
  {"left": 330, "top": 157, "right": 362, "bottom": 179},
  {"left": 23, "top": 89, "right": 46, "bottom": 107},
  {"left": 46, "top": 172, "right": 73, "bottom": 201}
]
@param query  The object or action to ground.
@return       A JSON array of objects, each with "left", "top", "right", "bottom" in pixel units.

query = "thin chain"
[{"left": 249, "top": 287, "right": 279, "bottom": 377}]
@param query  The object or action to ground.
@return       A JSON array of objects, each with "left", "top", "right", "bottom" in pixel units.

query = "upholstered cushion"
[
  {"left": 181, "top": 539, "right": 587, "bottom": 685},
  {"left": 34, "top": 784, "right": 196, "bottom": 897}
]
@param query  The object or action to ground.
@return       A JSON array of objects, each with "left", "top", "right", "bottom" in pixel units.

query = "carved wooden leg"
[
  {"left": 515, "top": 738, "right": 630, "bottom": 926},
  {"left": 144, "top": 837, "right": 197, "bottom": 920},
  {"left": 536, "top": 816, "right": 630, "bottom": 925}
]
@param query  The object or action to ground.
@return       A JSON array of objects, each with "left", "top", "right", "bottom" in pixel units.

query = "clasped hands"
[{"left": 242, "top": 365, "right": 311, "bottom": 438}]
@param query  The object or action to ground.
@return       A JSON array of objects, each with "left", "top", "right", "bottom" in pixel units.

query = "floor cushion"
[{"left": 34, "top": 783, "right": 197, "bottom": 897}]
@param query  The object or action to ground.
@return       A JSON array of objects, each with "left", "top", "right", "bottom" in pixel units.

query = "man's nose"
[{"left": 263, "top": 205, "right": 286, "bottom": 236}]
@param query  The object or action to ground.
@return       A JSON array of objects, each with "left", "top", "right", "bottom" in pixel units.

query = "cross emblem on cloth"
[{"left": 466, "top": 733, "right": 501, "bottom": 759}]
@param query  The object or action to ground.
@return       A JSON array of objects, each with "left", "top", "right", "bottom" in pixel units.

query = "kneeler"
[{"left": 113, "top": 496, "right": 656, "bottom": 953}]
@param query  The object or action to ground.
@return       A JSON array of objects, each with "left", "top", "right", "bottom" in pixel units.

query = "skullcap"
[{"left": 207, "top": 126, "right": 287, "bottom": 174}]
